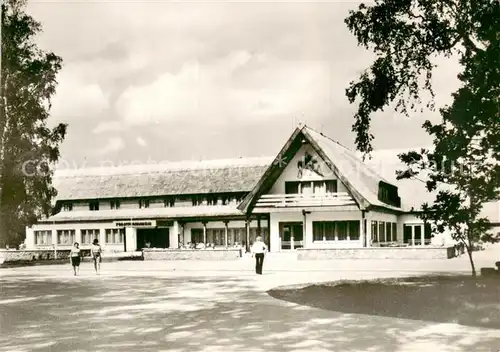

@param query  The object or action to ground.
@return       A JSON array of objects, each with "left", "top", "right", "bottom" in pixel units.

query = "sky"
[{"left": 27, "top": 0, "right": 462, "bottom": 170}]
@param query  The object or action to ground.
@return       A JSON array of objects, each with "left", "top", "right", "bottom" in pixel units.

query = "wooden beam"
[
  {"left": 202, "top": 221, "right": 207, "bottom": 244},
  {"left": 245, "top": 219, "right": 250, "bottom": 253},
  {"left": 224, "top": 220, "right": 229, "bottom": 248}
]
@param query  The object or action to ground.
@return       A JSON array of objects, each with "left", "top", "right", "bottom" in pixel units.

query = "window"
[
  {"left": 313, "top": 181, "right": 326, "bottom": 194},
  {"left": 89, "top": 201, "right": 99, "bottom": 211},
  {"left": 192, "top": 196, "right": 205, "bottom": 206},
  {"left": 403, "top": 225, "right": 412, "bottom": 244},
  {"left": 207, "top": 195, "right": 218, "bottom": 206},
  {"left": 57, "top": 230, "right": 75, "bottom": 245},
  {"left": 313, "top": 221, "right": 335, "bottom": 241},
  {"left": 35, "top": 230, "right": 52, "bottom": 246},
  {"left": 379, "top": 222, "right": 386, "bottom": 242},
  {"left": 81, "top": 229, "right": 100, "bottom": 244},
  {"left": 301, "top": 182, "right": 312, "bottom": 195},
  {"left": 191, "top": 228, "right": 204, "bottom": 243},
  {"left": 105, "top": 228, "right": 124, "bottom": 244},
  {"left": 206, "top": 228, "right": 225, "bottom": 245},
  {"left": 424, "top": 223, "right": 432, "bottom": 244},
  {"left": 414, "top": 225, "right": 422, "bottom": 245},
  {"left": 386, "top": 222, "right": 392, "bottom": 242},
  {"left": 227, "top": 228, "right": 245, "bottom": 245},
  {"left": 392, "top": 223, "right": 397, "bottom": 241},
  {"left": 371, "top": 221, "right": 378, "bottom": 242},
  {"left": 325, "top": 180, "right": 338, "bottom": 193},
  {"left": 62, "top": 203, "right": 73, "bottom": 212},
  {"left": 139, "top": 199, "right": 150, "bottom": 209},
  {"left": 337, "top": 222, "right": 348, "bottom": 241},
  {"left": 349, "top": 221, "right": 360, "bottom": 240},
  {"left": 164, "top": 197, "right": 175, "bottom": 208},
  {"left": 285, "top": 181, "right": 300, "bottom": 194},
  {"left": 110, "top": 200, "right": 120, "bottom": 210},
  {"left": 313, "top": 221, "right": 360, "bottom": 241},
  {"left": 286, "top": 180, "right": 337, "bottom": 195}
]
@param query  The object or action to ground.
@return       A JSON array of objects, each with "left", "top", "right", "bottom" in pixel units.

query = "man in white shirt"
[{"left": 251, "top": 236, "right": 268, "bottom": 275}]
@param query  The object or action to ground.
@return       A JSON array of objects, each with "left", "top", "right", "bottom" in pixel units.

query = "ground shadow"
[
  {"left": 1, "top": 274, "right": 500, "bottom": 352},
  {"left": 268, "top": 274, "right": 500, "bottom": 330}
]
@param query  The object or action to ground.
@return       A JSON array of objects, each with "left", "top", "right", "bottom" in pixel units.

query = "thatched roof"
[
  {"left": 238, "top": 125, "right": 403, "bottom": 213},
  {"left": 53, "top": 157, "right": 272, "bottom": 202}
]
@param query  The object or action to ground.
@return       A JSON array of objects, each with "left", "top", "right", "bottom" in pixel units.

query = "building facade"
[{"left": 25, "top": 124, "right": 500, "bottom": 253}]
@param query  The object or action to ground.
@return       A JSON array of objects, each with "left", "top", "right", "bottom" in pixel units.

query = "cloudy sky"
[{"left": 27, "top": 0, "right": 461, "bottom": 169}]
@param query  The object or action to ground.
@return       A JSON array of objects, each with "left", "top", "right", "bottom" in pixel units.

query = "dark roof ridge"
[{"left": 302, "top": 124, "right": 352, "bottom": 152}]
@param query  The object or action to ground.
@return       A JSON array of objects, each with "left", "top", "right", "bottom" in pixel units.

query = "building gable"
[
  {"left": 238, "top": 124, "right": 402, "bottom": 214},
  {"left": 268, "top": 144, "right": 350, "bottom": 195}
]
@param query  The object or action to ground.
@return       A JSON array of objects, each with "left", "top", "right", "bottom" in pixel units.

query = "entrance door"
[
  {"left": 279, "top": 222, "right": 304, "bottom": 250},
  {"left": 137, "top": 228, "right": 170, "bottom": 249}
]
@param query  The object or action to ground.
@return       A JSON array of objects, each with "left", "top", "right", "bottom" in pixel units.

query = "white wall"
[{"left": 269, "top": 210, "right": 364, "bottom": 251}]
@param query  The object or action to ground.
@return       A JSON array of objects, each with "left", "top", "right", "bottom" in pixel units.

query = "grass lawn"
[{"left": 268, "top": 275, "right": 500, "bottom": 330}]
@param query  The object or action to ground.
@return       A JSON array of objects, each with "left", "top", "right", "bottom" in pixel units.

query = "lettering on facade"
[{"left": 114, "top": 220, "right": 156, "bottom": 228}]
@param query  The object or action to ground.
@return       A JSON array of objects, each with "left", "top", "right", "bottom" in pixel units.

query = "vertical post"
[
  {"left": 180, "top": 222, "right": 185, "bottom": 246},
  {"left": 52, "top": 229, "right": 57, "bottom": 259},
  {"left": 301, "top": 209, "right": 306, "bottom": 250},
  {"left": 224, "top": 220, "right": 229, "bottom": 247},
  {"left": 257, "top": 217, "right": 261, "bottom": 238},
  {"left": 268, "top": 214, "right": 272, "bottom": 252},
  {"left": 420, "top": 225, "right": 425, "bottom": 246},
  {"left": 411, "top": 226, "right": 415, "bottom": 246},
  {"left": 361, "top": 210, "right": 366, "bottom": 247},
  {"left": 245, "top": 219, "right": 250, "bottom": 253},
  {"left": 202, "top": 221, "right": 207, "bottom": 244}
]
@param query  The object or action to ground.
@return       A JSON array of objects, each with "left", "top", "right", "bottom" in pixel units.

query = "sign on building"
[{"left": 113, "top": 220, "right": 157, "bottom": 228}]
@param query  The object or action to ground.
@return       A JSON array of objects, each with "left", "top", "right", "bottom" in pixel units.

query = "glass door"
[{"left": 279, "top": 222, "right": 303, "bottom": 250}]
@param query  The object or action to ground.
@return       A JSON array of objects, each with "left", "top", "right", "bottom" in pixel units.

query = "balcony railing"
[{"left": 255, "top": 192, "right": 356, "bottom": 208}]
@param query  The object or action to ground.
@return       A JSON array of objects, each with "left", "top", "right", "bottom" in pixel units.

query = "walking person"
[
  {"left": 70, "top": 242, "right": 81, "bottom": 276},
  {"left": 251, "top": 236, "right": 268, "bottom": 275},
  {"left": 91, "top": 239, "right": 102, "bottom": 275}
]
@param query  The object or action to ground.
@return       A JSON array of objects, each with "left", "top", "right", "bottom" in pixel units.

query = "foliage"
[
  {"left": 345, "top": 0, "right": 499, "bottom": 275},
  {"left": 0, "top": 0, "right": 66, "bottom": 246}
]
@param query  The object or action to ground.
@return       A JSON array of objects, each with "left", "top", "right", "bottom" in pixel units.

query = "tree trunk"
[
  {"left": 465, "top": 245, "right": 476, "bottom": 276},
  {"left": 465, "top": 228, "right": 477, "bottom": 276}
]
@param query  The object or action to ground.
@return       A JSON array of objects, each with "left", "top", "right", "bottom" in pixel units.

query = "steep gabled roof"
[
  {"left": 238, "top": 124, "right": 402, "bottom": 213},
  {"left": 53, "top": 157, "right": 271, "bottom": 202}
]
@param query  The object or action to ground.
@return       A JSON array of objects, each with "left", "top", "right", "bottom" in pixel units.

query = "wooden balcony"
[{"left": 255, "top": 192, "right": 356, "bottom": 209}]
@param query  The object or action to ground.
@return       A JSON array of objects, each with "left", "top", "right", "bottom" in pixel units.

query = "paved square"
[{"left": 1, "top": 252, "right": 500, "bottom": 351}]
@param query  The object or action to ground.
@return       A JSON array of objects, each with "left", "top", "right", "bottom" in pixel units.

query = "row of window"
[
  {"left": 189, "top": 228, "right": 269, "bottom": 246},
  {"left": 34, "top": 229, "right": 125, "bottom": 246},
  {"left": 371, "top": 221, "right": 398, "bottom": 243},
  {"left": 61, "top": 195, "right": 246, "bottom": 212},
  {"left": 285, "top": 180, "right": 338, "bottom": 195},
  {"left": 312, "top": 221, "right": 360, "bottom": 241}
]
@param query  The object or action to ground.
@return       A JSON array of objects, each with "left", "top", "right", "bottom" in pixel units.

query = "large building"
[{"left": 25, "top": 124, "right": 500, "bottom": 252}]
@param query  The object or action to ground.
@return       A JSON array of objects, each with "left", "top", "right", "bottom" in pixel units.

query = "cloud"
[
  {"left": 92, "top": 121, "right": 126, "bottom": 134},
  {"left": 50, "top": 63, "right": 109, "bottom": 120},
  {"left": 115, "top": 51, "right": 331, "bottom": 126},
  {"left": 95, "top": 137, "right": 125, "bottom": 155},
  {"left": 136, "top": 136, "right": 147, "bottom": 147}
]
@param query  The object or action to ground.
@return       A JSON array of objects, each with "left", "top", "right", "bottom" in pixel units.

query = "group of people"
[
  {"left": 69, "top": 239, "right": 103, "bottom": 276},
  {"left": 70, "top": 236, "right": 269, "bottom": 276}
]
